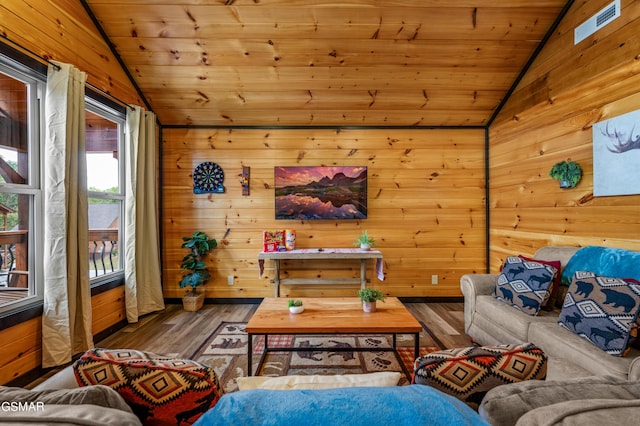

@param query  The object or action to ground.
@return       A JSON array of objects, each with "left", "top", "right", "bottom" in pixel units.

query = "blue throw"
[
  {"left": 193, "top": 385, "right": 488, "bottom": 426},
  {"left": 560, "top": 246, "right": 640, "bottom": 286}
]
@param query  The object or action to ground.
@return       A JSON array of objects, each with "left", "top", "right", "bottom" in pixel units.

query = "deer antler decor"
[{"left": 601, "top": 122, "right": 640, "bottom": 153}]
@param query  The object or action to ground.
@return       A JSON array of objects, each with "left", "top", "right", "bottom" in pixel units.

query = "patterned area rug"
[{"left": 191, "top": 322, "right": 442, "bottom": 393}]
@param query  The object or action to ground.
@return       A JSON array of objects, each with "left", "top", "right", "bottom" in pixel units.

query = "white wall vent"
[{"left": 574, "top": 0, "right": 621, "bottom": 44}]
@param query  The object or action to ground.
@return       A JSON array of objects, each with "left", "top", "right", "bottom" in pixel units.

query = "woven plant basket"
[{"left": 183, "top": 291, "right": 205, "bottom": 312}]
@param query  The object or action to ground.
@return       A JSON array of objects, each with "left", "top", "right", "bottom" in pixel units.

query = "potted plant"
[
  {"left": 287, "top": 299, "right": 304, "bottom": 314},
  {"left": 180, "top": 231, "right": 217, "bottom": 311},
  {"left": 357, "top": 288, "right": 385, "bottom": 312},
  {"left": 549, "top": 160, "right": 582, "bottom": 188},
  {"left": 353, "top": 230, "right": 376, "bottom": 250}
]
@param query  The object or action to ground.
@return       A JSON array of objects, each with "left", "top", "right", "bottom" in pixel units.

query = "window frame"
[
  {"left": 85, "top": 97, "right": 126, "bottom": 288},
  {"left": 0, "top": 54, "right": 45, "bottom": 316}
]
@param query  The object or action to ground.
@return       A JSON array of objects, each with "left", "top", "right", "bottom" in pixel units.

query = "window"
[
  {"left": 0, "top": 50, "right": 127, "bottom": 318},
  {"left": 0, "top": 56, "right": 43, "bottom": 314},
  {"left": 85, "top": 100, "right": 125, "bottom": 284}
]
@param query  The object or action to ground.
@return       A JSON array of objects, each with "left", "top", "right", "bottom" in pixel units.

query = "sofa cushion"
[
  {"left": 0, "top": 404, "right": 143, "bottom": 426},
  {"left": 519, "top": 255, "right": 561, "bottom": 311},
  {"left": 558, "top": 271, "right": 640, "bottom": 356},
  {"left": 73, "top": 348, "right": 223, "bottom": 426},
  {"left": 528, "top": 322, "right": 640, "bottom": 379},
  {"left": 516, "top": 399, "right": 640, "bottom": 426},
  {"left": 476, "top": 294, "right": 558, "bottom": 343},
  {"left": 494, "top": 256, "right": 557, "bottom": 316},
  {"left": 412, "top": 343, "right": 547, "bottom": 410},
  {"left": 0, "top": 384, "right": 133, "bottom": 413},
  {"left": 479, "top": 375, "right": 640, "bottom": 426}
]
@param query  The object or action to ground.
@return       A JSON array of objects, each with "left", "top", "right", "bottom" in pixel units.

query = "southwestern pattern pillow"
[
  {"left": 558, "top": 271, "right": 640, "bottom": 356},
  {"left": 412, "top": 343, "right": 547, "bottom": 410},
  {"left": 494, "top": 256, "right": 558, "bottom": 316},
  {"left": 74, "top": 348, "right": 223, "bottom": 426}
]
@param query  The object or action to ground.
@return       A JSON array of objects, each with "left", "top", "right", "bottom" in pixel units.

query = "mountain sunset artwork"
[{"left": 274, "top": 166, "right": 367, "bottom": 220}]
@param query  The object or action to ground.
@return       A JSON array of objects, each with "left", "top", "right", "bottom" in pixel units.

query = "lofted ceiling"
[{"left": 84, "top": 0, "right": 569, "bottom": 127}]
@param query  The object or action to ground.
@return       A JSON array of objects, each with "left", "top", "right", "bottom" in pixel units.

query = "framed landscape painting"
[
  {"left": 592, "top": 110, "right": 640, "bottom": 196},
  {"left": 274, "top": 166, "right": 367, "bottom": 220}
]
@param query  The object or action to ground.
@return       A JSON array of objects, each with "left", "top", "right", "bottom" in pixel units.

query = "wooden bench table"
[{"left": 258, "top": 248, "right": 383, "bottom": 297}]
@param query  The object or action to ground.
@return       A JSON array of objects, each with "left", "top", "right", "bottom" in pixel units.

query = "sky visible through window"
[{"left": 0, "top": 147, "right": 117, "bottom": 190}]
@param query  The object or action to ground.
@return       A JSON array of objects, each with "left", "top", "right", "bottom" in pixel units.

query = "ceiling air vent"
[{"left": 574, "top": 0, "right": 620, "bottom": 44}]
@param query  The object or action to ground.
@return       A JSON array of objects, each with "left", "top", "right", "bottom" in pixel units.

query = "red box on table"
[{"left": 262, "top": 230, "right": 285, "bottom": 252}]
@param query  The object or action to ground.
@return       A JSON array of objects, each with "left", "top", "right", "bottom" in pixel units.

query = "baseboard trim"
[
  {"left": 164, "top": 297, "right": 264, "bottom": 305},
  {"left": 94, "top": 319, "right": 129, "bottom": 343},
  {"left": 163, "top": 297, "right": 462, "bottom": 304},
  {"left": 398, "top": 296, "right": 464, "bottom": 303}
]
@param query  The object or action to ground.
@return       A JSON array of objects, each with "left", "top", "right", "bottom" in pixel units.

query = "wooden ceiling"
[{"left": 84, "top": 0, "right": 569, "bottom": 127}]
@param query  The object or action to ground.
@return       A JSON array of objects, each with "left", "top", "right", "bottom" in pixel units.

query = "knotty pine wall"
[
  {"left": 0, "top": 1, "right": 136, "bottom": 385},
  {"left": 162, "top": 128, "right": 486, "bottom": 300},
  {"left": 488, "top": 0, "right": 640, "bottom": 270}
]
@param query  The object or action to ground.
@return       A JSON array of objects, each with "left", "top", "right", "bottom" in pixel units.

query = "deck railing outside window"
[{"left": 0, "top": 229, "right": 119, "bottom": 288}]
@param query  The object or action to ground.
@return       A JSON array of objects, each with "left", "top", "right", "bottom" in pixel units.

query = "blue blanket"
[
  {"left": 193, "top": 385, "right": 488, "bottom": 426},
  {"left": 561, "top": 246, "right": 640, "bottom": 286}
]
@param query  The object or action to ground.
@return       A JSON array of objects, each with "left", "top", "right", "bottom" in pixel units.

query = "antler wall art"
[{"left": 592, "top": 110, "right": 640, "bottom": 196}]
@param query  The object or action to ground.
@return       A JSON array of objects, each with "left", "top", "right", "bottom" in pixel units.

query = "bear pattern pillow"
[
  {"left": 518, "top": 255, "right": 562, "bottom": 311},
  {"left": 494, "top": 256, "right": 558, "bottom": 316},
  {"left": 558, "top": 271, "right": 640, "bottom": 356}
]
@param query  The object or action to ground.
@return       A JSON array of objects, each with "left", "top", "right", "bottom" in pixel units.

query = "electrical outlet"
[
  {"left": 431, "top": 275, "right": 438, "bottom": 285},
  {"left": 227, "top": 275, "right": 234, "bottom": 286}
]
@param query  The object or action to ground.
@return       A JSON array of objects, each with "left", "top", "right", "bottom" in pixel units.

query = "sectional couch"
[{"left": 461, "top": 246, "right": 640, "bottom": 380}]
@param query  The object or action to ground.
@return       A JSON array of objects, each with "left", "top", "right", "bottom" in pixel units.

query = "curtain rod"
[{"left": 0, "top": 34, "right": 135, "bottom": 111}]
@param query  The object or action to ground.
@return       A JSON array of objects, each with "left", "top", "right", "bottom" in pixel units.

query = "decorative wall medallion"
[{"left": 193, "top": 161, "right": 225, "bottom": 194}]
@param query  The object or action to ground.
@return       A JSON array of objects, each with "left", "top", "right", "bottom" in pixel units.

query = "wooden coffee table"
[{"left": 245, "top": 297, "right": 422, "bottom": 379}]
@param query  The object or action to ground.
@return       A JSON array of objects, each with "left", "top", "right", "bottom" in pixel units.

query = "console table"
[{"left": 258, "top": 248, "right": 383, "bottom": 297}]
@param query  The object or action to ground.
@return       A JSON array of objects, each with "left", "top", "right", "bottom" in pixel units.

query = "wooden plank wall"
[
  {"left": 162, "top": 128, "right": 486, "bottom": 300},
  {"left": 0, "top": 0, "right": 141, "bottom": 106},
  {"left": 0, "top": 1, "right": 136, "bottom": 385},
  {"left": 488, "top": 0, "right": 640, "bottom": 270}
]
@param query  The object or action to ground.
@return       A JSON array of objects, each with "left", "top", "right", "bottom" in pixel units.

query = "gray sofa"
[
  {"left": 0, "top": 367, "right": 142, "bottom": 425},
  {"left": 479, "top": 375, "right": 640, "bottom": 426},
  {"left": 461, "top": 246, "right": 640, "bottom": 381}
]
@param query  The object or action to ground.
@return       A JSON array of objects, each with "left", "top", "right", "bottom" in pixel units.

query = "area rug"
[{"left": 191, "top": 322, "right": 442, "bottom": 393}]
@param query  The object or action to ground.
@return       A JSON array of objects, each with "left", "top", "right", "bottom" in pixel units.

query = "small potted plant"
[
  {"left": 287, "top": 299, "right": 304, "bottom": 314},
  {"left": 549, "top": 160, "right": 582, "bottom": 188},
  {"left": 354, "top": 230, "right": 376, "bottom": 251},
  {"left": 357, "top": 288, "right": 385, "bottom": 312},
  {"left": 179, "top": 231, "right": 217, "bottom": 311}
]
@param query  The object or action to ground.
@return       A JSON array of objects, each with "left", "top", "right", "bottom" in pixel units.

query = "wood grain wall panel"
[
  {"left": 496, "top": 0, "right": 640, "bottom": 122},
  {"left": 162, "top": 128, "right": 486, "bottom": 299},
  {"left": 0, "top": 0, "right": 141, "bottom": 106},
  {"left": 91, "top": 286, "right": 126, "bottom": 335},
  {"left": 489, "top": 0, "right": 640, "bottom": 268},
  {"left": 0, "top": 317, "right": 40, "bottom": 385}
]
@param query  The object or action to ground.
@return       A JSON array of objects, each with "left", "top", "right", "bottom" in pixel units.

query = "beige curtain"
[
  {"left": 42, "top": 62, "right": 93, "bottom": 368},
  {"left": 124, "top": 106, "right": 164, "bottom": 323}
]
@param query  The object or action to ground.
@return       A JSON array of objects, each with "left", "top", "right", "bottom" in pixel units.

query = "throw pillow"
[
  {"left": 73, "top": 348, "right": 223, "bottom": 426},
  {"left": 518, "top": 255, "right": 562, "bottom": 311},
  {"left": 237, "top": 372, "right": 401, "bottom": 391},
  {"left": 494, "top": 256, "right": 558, "bottom": 316},
  {"left": 558, "top": 271, "right": 640, "bottom": 356},
  {"left": 412, "top": 343, "right": 547, "bottom": 410}
]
